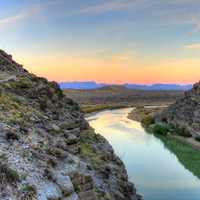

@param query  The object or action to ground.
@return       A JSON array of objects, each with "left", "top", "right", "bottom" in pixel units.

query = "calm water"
[{"left": 86, "top": 108, "right": 200, "bottom": 200}]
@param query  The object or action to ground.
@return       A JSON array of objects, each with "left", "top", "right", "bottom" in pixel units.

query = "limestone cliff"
[
  {"left": 159, "top": 82, "right": 200, "bottom": 136},
  {"left": 0, "top": 50, "right": 140, "bottom": 200}
]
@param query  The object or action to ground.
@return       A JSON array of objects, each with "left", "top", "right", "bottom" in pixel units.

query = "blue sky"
[{"left": 0, "top": 0, "right": 200, "bottom": 83}]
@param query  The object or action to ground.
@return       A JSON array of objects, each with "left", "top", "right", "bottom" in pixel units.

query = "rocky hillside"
[
  {"left": 159, "top": 82, "right": 200, "bottom": 136},
  {"left": 0, "top": 50, "right": 140, "bottom": 200}
]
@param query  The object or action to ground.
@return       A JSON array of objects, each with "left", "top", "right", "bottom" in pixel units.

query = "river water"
[{"left": 86, "top": 108, "right": 200, "bottom": 200}]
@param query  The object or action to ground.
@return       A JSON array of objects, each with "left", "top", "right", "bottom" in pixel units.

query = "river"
[{"left": 86, "top": 108, "right": 200, "bottom": 200}]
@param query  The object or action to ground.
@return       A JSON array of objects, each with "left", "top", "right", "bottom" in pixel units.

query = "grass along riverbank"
[
  {"left": 128, "top": 106, "right": 200, "bottom": 179},
  {"left": 129, "top": 106, "right": 200, "bottom": 148},
  {"left": 157, "top": 135, "right": 200, "bottom": 179}
]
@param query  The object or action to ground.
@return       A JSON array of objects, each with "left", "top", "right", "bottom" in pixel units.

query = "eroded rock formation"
[{"left": 0, "top": 50, "right": 140, "bottom": 200}]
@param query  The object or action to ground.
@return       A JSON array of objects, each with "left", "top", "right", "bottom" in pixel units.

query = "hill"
[
  {"left": 0, "top": 50, "right": 140, "bottom": 200},
  {"left": 64, "top": 85, "right": 184, "bottom": 109},
  {"left": 125, "top": 83, "right": 192, "bottom": 91}
]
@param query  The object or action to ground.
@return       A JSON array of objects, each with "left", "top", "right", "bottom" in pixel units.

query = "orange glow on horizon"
[{"left": 14, "top": 52, "right": 199, "bottom": 85}]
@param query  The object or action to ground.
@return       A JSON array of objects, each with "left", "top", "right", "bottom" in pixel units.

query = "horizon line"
[{"left": 59, "top": 81, "right": 195, "bottom": 86}]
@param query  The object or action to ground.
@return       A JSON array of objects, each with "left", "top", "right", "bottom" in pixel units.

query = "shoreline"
[
  {"left": 85, "top": 107, "right": 143, "bottom": 200},
  {"left": 82, "top": 103, "right": 170, "bottom": 115},
  {"left": 81, "top": 104, "right": 130, "bottom": 114},
  {"left": 87, "top": 106, "right": 200, "bottom": 198},
  {"left": 128, "top": 106, "right": 200, "bottom": 151},
  {"left": 86, "top": 106, "right": 200, "bottom": 152},
  {"left": 127, "top": 105, "right": 166, "bottom": 122}
]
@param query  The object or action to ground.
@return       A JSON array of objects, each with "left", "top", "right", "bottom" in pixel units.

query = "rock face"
[
  {"left": 0, "top": 50, "right": 140, "bottom": 200},
  {"left": 159, "top": 82, "right": 200, "bottom": 136}
]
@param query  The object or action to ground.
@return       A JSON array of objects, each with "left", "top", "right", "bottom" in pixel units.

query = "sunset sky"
[{"left": 0, "top": 0, "right": 200, "bottom": 84}]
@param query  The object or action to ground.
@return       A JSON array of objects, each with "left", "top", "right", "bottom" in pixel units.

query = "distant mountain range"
[
  {"left": 60, "top": 81, "right": 193, "bottom": 91},
  {"left": 60, "top": 81, "right": 105, "bottom": 89},
  {"left": 124, "top": 83, "right": 193, "bottom": 91}
]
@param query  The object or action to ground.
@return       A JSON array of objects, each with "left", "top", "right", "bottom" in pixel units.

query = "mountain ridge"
[{"left": 60, "top": 81, "right": 192, "bottom": 91}]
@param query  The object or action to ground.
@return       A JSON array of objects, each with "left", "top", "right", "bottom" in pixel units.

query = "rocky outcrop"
[
  {"left": 0, "top": 50, "right": 140, "bottom": 200},
  {"left": 159, "top": 82, "right": 200, "bottom": 136}
]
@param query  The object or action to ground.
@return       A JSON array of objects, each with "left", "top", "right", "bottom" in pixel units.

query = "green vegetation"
[
  {"left": 8, "top": 77, "right": 32, "bottom": 89},
  {"left": 158, "top": 135, "right": 200, "bottom": 179},
  {"left": 46, "top": 147, "right": 66, "bottom": 159},
  {"left": 141, "top": 115, "right": 155, "bottom": 128},
  {"left": 195, "top": 136, "right": 200, "bottom": 142},
  {"left": 21, "top": 184, "right": 37, "bottom": 199},
  {"left": 140, "top": 107, "right": 200, "bottom": 179},
  {"left": 0, "top": 163, "right": 20, "bottom": 183},
  {"left": 174, "top": 127, "right": 192, "bottom": 137},
  {"left": 142, "top": 114, "right": 192, "bottom": 138},
  {"left": 0, "top": 92, "right": 33, "bottom": 125},
  {"left": 150, "top": 123, "right": 169, "bottom": 136},
  {"left": 73, "top": 182, "right": 81, "bottom": 193},
  {"left": 80, "top": 129, "right": 103, "bottom": 168},
  {"left": 80, "top": 143, "right": 103, "bottom": 167},
  {"left": 140, "top": 112, "right": 169, "bottom": 136}
]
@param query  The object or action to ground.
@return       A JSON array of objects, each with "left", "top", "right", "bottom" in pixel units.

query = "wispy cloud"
[
  {"left": 76, "top": 0, "right": 145, "bottom": 15},
  {"left": 184, "top": 43, "right": 200, "bottom": 49},
  {"left": 187, "top": 15, "right": 200, "bottom": 33},
  {"left": 0, "top": 0, "right": 70, "bottom": 29},
  {"left": 0, "top": 5, "right": 42, "bottom": 29}
]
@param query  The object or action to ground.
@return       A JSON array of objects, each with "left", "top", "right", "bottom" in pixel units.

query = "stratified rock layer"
[
  {"left": 0, "top": 50, "right": 140, "bottom": 200},
  {"left": 159, "top": 82, "right": 200, "bottom": 136}
]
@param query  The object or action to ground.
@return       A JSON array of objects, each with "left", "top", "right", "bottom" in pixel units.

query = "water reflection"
[{"left": 86, "top": 108, "right": 200, "bottom": 200}]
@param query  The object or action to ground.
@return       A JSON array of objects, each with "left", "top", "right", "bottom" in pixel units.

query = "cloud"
[
  {"left": 76, "top": 0, "right": 145, "bottom": 15},
  {"left": 0, "top": 0, "right": 67, "bottom": 29},
  {"left": 184, "top": 43, "right": 200, "bottom": 49},
  {"left": 187, "top": 16, "right": 200, "bottom": 33},
  {"left": 0, "top": 5, "right": 42, "bottom": 29}
]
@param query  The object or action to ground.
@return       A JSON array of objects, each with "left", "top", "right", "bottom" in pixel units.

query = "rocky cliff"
[
  {"left": 159, "top": 82, "right": 200, "bottom": 136},
  {"left": 0, "top": 50, "right": 140, "bottom": 200}
]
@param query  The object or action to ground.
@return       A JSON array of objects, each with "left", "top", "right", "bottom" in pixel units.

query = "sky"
[{"left": 0, "top": 0, "right": 200, "bottom": 84}]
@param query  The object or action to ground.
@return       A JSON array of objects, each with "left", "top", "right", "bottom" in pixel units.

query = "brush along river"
[{"left": 86, "top": 108, "right": 200, "bottom": 200}]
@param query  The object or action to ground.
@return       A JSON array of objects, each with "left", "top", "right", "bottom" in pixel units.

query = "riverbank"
[
  {"left": 81, "top": 103, "right": 129, "bottom": 114},
  {"left": 87, "top": 108, "right": 200, "bottom": 200},
  {"left": 82, "top": 103, "right": 169, "bottom": 115},
  {"left": 128, "top": 106, "right": 200, "bottom": 151},
  {"left": 156, "top": 134, "right": 200, "bottom": 179},
  {"left": 127, "top": 106, "right": 166, "bottom": 122}
]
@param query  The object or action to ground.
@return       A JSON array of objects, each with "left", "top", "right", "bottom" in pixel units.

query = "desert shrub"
[
  {"left": 152, "top": 123, "right": 169, "bottom": 136},
  {"left": 80, "top": 143, "right": 103, "bottom": 168},
  {"left": 0, "top": 163, "right": 20, "bottom": 183},
  {"left": 6, "top": 130, "right": 19, "bottom": 141},
  {"left": 39, "top": 98, "right": 48, "bottom": 111},
  {"left": 46, "top": 147, "right": 66, "bottom": 159},
  {"left": 21, "top": 184, "right": 37, "bottom": 200},
  {"left": 48, "top": 81, "right": 64, "bottom": 99},
  {"left": 141, "top": 115, "right": 155, "bottom": 128},
  {"left": 175, "top": 127, "right": 192, "bottom": 137},
  {"left": 47, "top": 157, "right": 57, "bottom": 168},
  {"left": 10, "top": 77, "right": 32, "bottom": 89}
]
